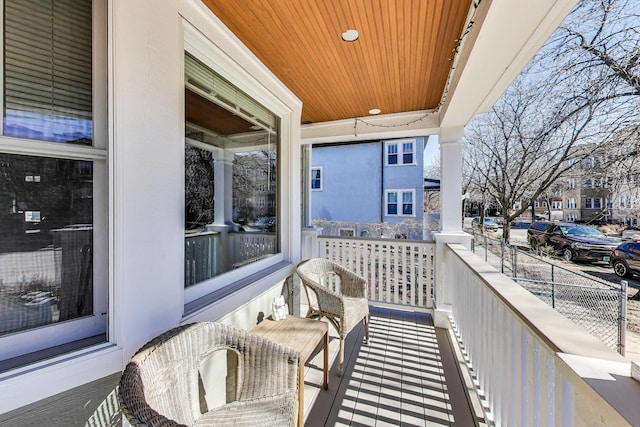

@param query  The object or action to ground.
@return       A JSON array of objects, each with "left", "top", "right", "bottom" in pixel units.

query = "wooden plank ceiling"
[{"left": 201, "top": 0, "right": 473, "bottom": 124}]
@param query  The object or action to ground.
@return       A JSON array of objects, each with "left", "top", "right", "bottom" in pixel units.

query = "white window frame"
[
  {"left": 552, "top": 201, "right": 562, "bottom": 210},
  {"left": 183, "top": 22, "right": 291, "bottom": 306},
  {"left": 311, "top": 166, "right": 322, "bottom": 191},
  {"left": 0, "top": 0, "right": 108, "bottom": 363},
  {"left": 385, "top": 138, "right": 417, "bottom": 166},
  {"left": 385, "top": 189, "right": 416, "bottom": 217}
]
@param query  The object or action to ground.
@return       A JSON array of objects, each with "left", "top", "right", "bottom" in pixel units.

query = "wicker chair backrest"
[{"left": 121, "top": 323, "right": 251, "bottom": 425}]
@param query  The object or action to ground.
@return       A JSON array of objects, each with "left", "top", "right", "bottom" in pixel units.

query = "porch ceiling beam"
[
  {"left": 300, "top": 109, "right": 440, "bottom": 145},
  {"left": 439, "top": 0, "right": 579, "bottom": 129}
]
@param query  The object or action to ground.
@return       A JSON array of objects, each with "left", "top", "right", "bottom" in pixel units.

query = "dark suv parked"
[
  {"left": 527, "top": 221, "right": 620, "bottom": 263},
  {"left": 610, "top": 242, "right": 640, "bottom": 278}
]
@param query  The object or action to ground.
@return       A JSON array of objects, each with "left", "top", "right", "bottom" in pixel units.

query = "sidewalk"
[{"left": 626, "top": 330, "right": 640, "bottom": 361}]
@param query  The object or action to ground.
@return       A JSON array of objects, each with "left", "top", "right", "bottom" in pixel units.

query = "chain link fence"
[{"left": 470, "top": 232, "right": 627, "bottom": 355}]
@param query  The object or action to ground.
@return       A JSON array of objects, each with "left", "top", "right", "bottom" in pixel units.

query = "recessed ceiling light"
[
  {"left": 369, "top": 108, "right": 381, "bottom": 115},
  {"left": 341, "top": 29, "right": 359, "bottom": 42}
]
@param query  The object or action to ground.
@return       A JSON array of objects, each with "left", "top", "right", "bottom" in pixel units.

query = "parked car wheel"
[
  {"left": 562, "top": 248, "right": 574, "bottom": 262},
  {"left": 612, "top": 259, "right": 631, "bottom": 278}
]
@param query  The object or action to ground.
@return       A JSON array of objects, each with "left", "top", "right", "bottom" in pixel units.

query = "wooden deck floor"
[{"left": 300, "top": 306, "right": 480, "bottom": 427}]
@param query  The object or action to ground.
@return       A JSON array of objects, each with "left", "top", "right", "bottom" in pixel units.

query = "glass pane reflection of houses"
[{"left": 0, "top": 153, "right": 93, "bottom": 336}]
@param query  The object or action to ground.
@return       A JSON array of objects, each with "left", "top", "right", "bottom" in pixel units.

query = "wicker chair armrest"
[
  {"left": 332, "top": 264, "right": 368, "bottom": 299},
  {"left": 312, "top": 284, "right": 345, "bottom": 314},
  {"left": 236, "top": 332, "right": 300, "bottom": 401},
  {"left": 119, "top": 362, "right": 185, "bottom": 427}
]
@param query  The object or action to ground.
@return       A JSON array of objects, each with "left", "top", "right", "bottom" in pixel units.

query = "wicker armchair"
[
  {"left": 119, "top": 322, "right": 299, "bottom": 426},
  {"left": 296, "top": 258, "right": 369, "bottom": 376}
]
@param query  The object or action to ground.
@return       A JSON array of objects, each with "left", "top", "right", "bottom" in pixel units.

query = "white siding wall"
[{"left": 0, "top": 0, "right": 303, "bottom": 413}]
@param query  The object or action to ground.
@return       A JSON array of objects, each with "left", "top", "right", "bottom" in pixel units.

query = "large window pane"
[
  {"left": 0, "top": 153, "right": 93, "bottom": 336},
  {"left": 3, "top": 0, "right": 93, "bottom": 144},
  {"left": 184, "top": 52, "right": 280, "bottom": 288}
]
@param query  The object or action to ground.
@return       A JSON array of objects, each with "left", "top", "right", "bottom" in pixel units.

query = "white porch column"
[
  {"left": 439, "top": 127, "right": 464, "bottom": 233},
  {"left": 433, "top": 126, "right": 472, "bottom": 328},
  {"left": 213, "top": 150, "right": 234, "bottom": 226}
]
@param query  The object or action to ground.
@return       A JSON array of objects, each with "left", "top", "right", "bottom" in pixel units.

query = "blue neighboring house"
[{"left": 311, "top": 137, "right": 426, "bottom": 239}]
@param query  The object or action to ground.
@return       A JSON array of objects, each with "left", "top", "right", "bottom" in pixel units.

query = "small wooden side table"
[{"left": 251, "top": 315, "right": 329, "bottom": 427}]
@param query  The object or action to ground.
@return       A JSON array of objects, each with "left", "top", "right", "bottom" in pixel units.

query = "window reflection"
[
  {"left": 184, "top": 52, "right": 280, "bottom": 288},
  {"left": 0, "top": 154, "right": 93, "bottom": 336}
]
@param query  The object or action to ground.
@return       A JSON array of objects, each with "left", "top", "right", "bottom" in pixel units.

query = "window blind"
[
  {"left": 185, "top": 52, "right": 276, "bottom": 132},
  {"left": 4, "top": 0, "right": 92, "bottom": 142}
]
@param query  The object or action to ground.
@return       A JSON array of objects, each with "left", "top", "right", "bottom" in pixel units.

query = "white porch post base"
[
  {"left": 433, "top": 231, "right": 472, "bottom": 329},
  {"left": 434, "top": 307, "right": 453, "bottom": 329},
  {"left": 301, "top": 226, "right": 323, "bottom": 260}
]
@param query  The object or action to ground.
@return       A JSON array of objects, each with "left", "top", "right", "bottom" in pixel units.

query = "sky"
[{"left": 423, "top": 135, "right": 440, "bottom": 177}]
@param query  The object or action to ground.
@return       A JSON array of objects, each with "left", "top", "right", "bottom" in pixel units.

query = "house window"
[
  {"left": 184, "top": 50, "right": 281, "bottom": 296},
  {"left": 402, "top": 142, "right": 414, "bottom": 164},
  {"left": 0, "top": 0, "right": 107, "bottom": 366},
  {"left": 311, "top": 167, "right": 322, "bottom": 190},
  {"left": 552, "top": 201, "right": 562, "bottom": 210},
  {"left": 387, "top": 143, "right": 398, "bottom": 165},
  {"left": 566, "top": 214, "right": 576, "bottom": 222},
  {"left": 583, "top": 178, "right": 593, "bottom": 188},
  {"left": 386, "top": 190, "right": 415, "bottom": 216},
  {"left": 339, "top": 228, "right": 355, "bottom": 237},
  {"left": 385, "top": 139, "right": 416, "bottom": 166},
  {"left": 584, "top": 198, "right": 602, "bottom": 209},
  {"left": 620, "top": 195, "right": 632, "bottom": 209},
  {"left": 566, "top": 198, "right": 577, "bottom": 209},
  {"left": 584, "top": 158, "right": 594, "bottom": 169},
  {"left": 606, "top": 198, "right": 613, "bottom": 209},
  {"left": 567, "top": 178, "right": 575, "bottom": 189}
]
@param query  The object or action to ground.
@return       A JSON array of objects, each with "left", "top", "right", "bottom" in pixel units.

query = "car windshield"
[{"left": 559, "top": 225, "right": 605, "bottom": 237}]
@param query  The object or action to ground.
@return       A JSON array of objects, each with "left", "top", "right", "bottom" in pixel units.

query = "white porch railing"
[
  {"left": 446, "top": 243, "right": 640, "bottom": 426},
  {"left": 184, "top": 231, "right": 220, "bottom": 287},
  {"left": 184, "top": 231, "right": 277, "bottom": 287},
  {"left": 318, "top": 236, "right": 435, "bottom": 310},
  {"left": 228, "top": 232, "right": 277, "bottom": 268}
]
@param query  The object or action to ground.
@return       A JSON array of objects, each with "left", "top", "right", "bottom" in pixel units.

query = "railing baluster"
[{"left": 316, "top": 236, "right": 435, "bottom": 310}]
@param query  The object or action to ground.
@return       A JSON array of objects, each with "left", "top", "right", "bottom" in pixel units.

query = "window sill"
[
  {"left": 184, "top": 261, "right": 292, "bottom": 317},
  {"left": 0, "top": 340, "right": 122, "bottom": 414}
]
